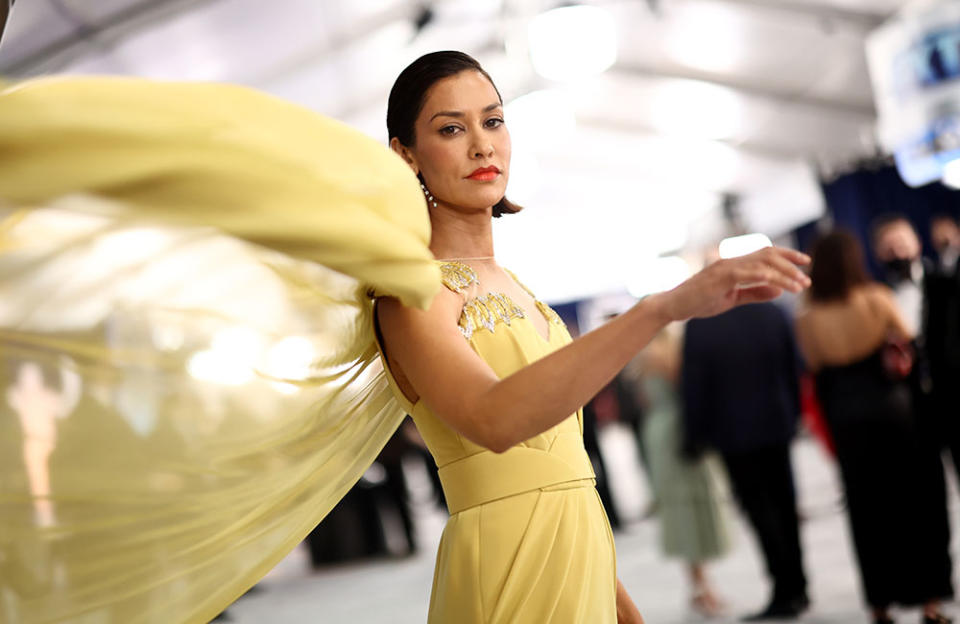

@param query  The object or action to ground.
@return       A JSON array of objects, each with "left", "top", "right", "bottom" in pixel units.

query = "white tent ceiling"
[{"left": 0, "top": 0, "right": 905, "bottom": 302}]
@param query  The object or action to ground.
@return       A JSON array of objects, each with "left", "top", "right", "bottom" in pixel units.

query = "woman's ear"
[{"left": 389, "top": 137, "right": 419, "bottom": 175}]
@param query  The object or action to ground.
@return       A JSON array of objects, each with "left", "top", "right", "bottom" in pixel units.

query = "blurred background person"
[
  {"left": 682, "top": 296, "right": 808, "bottom": 621},
  {"left": 869, "top": 215, "right": 955, "bottom": 579},
  {"left": 796, "top": 230, "right": 953, "bottom": 624},
  {"left": 871, "top": 214, "right": 955, "bottom": 473},
  {"left": 925, "top": 213, "right": 960, "bottom": 484},
  {"left": 870, "top": 214, "right": 925, "bottom": 336},
  {"left": 930, "top": 214, "right": 960, "bottom": 275},
  {"left": 638, "top": 327, "right": 731, "bottom": 618}
]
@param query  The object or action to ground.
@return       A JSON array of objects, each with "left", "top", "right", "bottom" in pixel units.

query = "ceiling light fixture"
[{"left": 528, "top": 5, "right": 617, "bottom": 81}]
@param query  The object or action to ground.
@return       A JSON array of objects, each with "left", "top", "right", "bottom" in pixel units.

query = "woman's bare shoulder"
[
  {"left": 377, "top": 285, "right": 464, "bottom": 331},
  {"left": 858, "top": 281, "right": 896, "bottom": 308}
]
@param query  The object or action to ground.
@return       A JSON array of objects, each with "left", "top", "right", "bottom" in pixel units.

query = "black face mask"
[{"left": 884, "top": 258, "right": 914, "bottom": 282}]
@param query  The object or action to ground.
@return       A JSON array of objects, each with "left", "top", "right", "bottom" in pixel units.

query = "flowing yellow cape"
[{"left": 0, "top": 77, "right": 440, "bottom": 623}]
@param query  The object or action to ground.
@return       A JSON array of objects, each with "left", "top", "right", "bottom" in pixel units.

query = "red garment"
[{"left": 800, "top": 373, "right": 835, "bottom": 456}]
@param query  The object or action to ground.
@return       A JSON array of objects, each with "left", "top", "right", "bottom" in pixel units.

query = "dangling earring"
[{"left": 420, "top": 182, "right": 438, "bottom": 209}]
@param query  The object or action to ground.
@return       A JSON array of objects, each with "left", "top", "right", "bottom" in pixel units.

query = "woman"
[
  {"left": 635, "top": 329, "right": 731, "bottom": 617},
  {"left": 795, "top": 230, "right": 953, "bottom": 624},
  {"left": 0, "top": 53, "right": 809, "bottom": 623},
  {"left": 375, "top": 51, "right": 810, "bottom": 623}
]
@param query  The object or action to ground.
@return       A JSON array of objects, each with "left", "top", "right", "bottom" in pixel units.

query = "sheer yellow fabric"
[{"left": 0, "top": 77, "right": 440, "bottom": 623}]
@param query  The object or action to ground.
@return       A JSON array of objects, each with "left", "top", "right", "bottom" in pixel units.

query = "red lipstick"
[{"left": 466, "top": 166, "right": 500, "bottom": 182}]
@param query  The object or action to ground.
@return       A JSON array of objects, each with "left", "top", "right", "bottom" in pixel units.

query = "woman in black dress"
[{"left": 795, "top": 230, "right": 953, "bottom": 624}]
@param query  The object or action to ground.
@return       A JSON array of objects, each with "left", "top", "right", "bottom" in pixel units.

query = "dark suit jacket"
[
  {"left": 681, "top": 302, "right": 801, "bottom": 455},
  {"left": 924, "top": 259, "right": 960, "bottom": 404}
]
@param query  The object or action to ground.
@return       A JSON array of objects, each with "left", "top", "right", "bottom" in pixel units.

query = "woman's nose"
[{"left": 472, "top": 142, "right": 494, "bottom": 159}]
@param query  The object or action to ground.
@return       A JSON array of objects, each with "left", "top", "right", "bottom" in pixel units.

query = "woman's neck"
[{"left": 428, "top": 203, "right": 495, "bottom": 261}]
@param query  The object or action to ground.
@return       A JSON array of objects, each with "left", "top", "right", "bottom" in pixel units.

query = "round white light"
[
  {"left": 667, "top": 4, "right": 744, "bottom": 73},
  {"left": 528, "top": 6, "right": 617, "bottom": 81},
  {"left": 718, "top": 233, "right": 773, "bottom": 259},
  {"left": 943, "top": 159, "right": 960, "bottom": 189}
]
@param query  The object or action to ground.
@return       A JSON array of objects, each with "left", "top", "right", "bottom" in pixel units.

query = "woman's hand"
[{"left": 657, "top": 247, "right": 810, "bottom": 322}]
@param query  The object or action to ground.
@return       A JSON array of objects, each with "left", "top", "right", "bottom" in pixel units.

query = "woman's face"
[{"left": 392, "top": 70, "right": 510, "bottom": 213}]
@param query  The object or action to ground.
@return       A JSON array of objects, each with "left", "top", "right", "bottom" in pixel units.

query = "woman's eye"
[
  {"left": 485, "top": 117, "right": 504, "bottom": 128},
  {"left": 440, "top": 125, "right": 461, "bottom": 136}
]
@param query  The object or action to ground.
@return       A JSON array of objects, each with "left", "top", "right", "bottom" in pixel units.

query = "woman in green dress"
[{"left": 636, "top": 328, "right": 732, "bottom": 617}]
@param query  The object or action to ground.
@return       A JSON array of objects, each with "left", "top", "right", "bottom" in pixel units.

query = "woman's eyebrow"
[{"left": 430, "top": 103, "right": 502, "bottom": 122}]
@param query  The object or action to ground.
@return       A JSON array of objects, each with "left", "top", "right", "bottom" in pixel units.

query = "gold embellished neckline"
[{"left": 436, "top": 261, "right": 562, "bottom": 341}]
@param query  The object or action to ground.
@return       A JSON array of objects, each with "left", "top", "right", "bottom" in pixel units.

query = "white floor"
[{"left": 225, "top": 431, "right": 960, "bottom": 624}]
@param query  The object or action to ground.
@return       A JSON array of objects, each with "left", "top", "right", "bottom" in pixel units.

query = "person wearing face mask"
[
  {"left": 871, "top": 213, "right": 959, "bottom": 448},
  {"left": 870, "top": 215, "right": 926, "bottom": 337}
]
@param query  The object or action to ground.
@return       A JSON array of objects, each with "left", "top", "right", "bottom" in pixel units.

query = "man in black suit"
[{"left": 682, "top": 301, "right": 808, "bottom": 621}]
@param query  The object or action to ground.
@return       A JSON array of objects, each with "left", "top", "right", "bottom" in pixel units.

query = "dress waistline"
[{"left": 437, "top": 433, "right": 596, "bottom": 515}]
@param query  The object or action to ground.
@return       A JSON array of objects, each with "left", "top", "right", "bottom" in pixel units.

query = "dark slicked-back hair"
[
  {"left": 387, "top": 51, "right": 520, "bottom": 218},
  {"left": 809, "top": 229, "right": 872, "bottom": 302}
]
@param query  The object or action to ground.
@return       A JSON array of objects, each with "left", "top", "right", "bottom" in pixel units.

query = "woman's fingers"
[
  {"left": 776, "top": 247, "right": 811, "bottom": 266},
  {"left": 736, "top": 284, "right": 784, "bottom": 304},
  {"left": 663, "top": 246, "right": 809, "bottom": 321},
  {"left": 731, "top": 262, "right": 801, "bottom": 293},
  {"left": 728, "top": 249, "right": 811, "bottom": 293},
  {"left": 762, "top": 251, "right": 811, "bottom": 290}
]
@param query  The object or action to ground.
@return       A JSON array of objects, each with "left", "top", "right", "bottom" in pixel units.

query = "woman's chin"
[{"left": 443, "top": 195, "right": 503, "bottom": 214}]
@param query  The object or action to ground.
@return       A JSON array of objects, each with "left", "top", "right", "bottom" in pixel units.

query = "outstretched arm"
[{"left": 378, "top": 247, "right": 810, "bottom": 452}]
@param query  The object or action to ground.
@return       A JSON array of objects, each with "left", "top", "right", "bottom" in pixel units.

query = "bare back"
[{"left": 795, "top": 284, "right": 913, "bottom": 371}]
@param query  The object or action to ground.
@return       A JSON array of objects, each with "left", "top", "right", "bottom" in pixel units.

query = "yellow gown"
[{"left": 376, "top": 262, "right": 617, "bottom": 623}]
